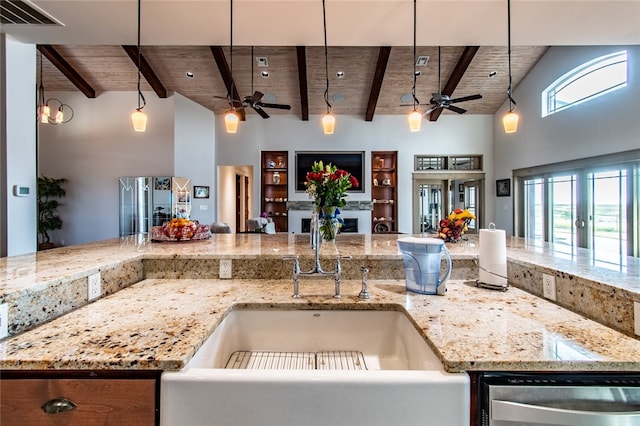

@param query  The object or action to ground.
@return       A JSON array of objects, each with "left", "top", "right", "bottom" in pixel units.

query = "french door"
[{"left": 522, "top": 163, "right": 637, "bottom": 264}]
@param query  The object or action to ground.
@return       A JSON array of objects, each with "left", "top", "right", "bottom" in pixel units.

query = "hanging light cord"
[
  {"left": 411, "top": 0, "right": 418, "bottom": 110},
  {"left": 136, "top": 0, "right": 146, "bottom": 112},
  {"left": 506, "top": 0, "right": 516, "bottom": 112},
  {"left": 322, "top": 0, "right": 332, "bottom": 114}
]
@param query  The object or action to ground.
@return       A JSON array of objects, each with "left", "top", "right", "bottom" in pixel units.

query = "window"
[
  {"left": 415, "top": 155, "right": 482, "bottom": 171},
  {"left": 515, "top": 151, "right": 640, "bottom": 268},
  {"left": 542, "top": 50, "right": 627, "bottom": 117}
]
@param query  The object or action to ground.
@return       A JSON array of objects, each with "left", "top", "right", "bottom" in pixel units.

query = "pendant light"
[
  {"left": 131, "top": 0, "right": 147, "bottom": 132},
  {"left": 224, "top": 0, "right": 240, "bottom": 133},
  {"left": 37, "top": 51, "right": 74, "bottom": 125},
  {"left": 502, "top": 0, "right": 519, "bottom": 133},
  {"left": 321, "top": 0, "right": 335, "bottom": 135},
  {"left": 407, "top": 0, "right": 421, "bottom": 132}
]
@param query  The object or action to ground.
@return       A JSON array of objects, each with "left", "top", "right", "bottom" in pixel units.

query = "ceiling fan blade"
[
  {"left": 252, "top": 91, "right": 264, "bottom": 102},
  {"left": 449, "top": 94, "right": 483, "bottom": 103},
  {"left": 260, "top": 103, "right": 292, "bottom": 110},
  {"left": 253, "top": 105, "right": 270, "bottom": 119},
  {"left": 423, "top": 107, "right": 438, "bottom": 117},
  {"left": 447, "top": 105, "right": 467, "bottom": 114}
]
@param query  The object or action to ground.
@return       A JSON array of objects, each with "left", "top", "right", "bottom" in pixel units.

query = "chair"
[{"left": 210, "top": 222, "right": 232, "bottom": 233}]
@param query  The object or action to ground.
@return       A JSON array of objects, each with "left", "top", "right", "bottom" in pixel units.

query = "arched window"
[{"left": 542, "top": 50, "right": 627, "bottom": 117}]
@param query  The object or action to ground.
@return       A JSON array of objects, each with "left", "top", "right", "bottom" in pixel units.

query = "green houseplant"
[{"left": 37, "top": 176, "right": 67, "bottom": 250}]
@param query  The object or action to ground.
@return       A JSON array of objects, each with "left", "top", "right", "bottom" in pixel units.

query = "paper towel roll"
[{"left": 479, "top": 227, "right": 507, "bottom": 286}]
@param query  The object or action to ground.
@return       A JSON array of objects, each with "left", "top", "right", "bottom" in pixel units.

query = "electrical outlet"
[
  {"left": 0, "top": 303, "right": 8, "bottom": 339},
  {"left": 634, "top": 302, "right": 640, "bottom": 336},
  {"left": 88, "top": 272, "right": 101, "bottom": 301},
  {"left": 220, "top": 259, "right": 232, "bottom": 279},
  {"left": 542, "top": 273, "right": 556, "bottom": 301}
]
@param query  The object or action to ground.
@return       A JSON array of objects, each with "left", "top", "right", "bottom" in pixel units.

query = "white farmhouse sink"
[{"left": 161, "top": 308, "right": 469, "bottom": 426}]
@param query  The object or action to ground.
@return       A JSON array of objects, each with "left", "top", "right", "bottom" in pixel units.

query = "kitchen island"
[{"left": 0, "top": 233, "right": 639, "bottom": 373}]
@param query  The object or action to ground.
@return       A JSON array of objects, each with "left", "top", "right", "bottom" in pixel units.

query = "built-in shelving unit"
[
  {"left": 261, "top": 151, "right": 289, "bottom": 232},
  {"left": 371, "top": 151, "right": 397, "bottom": 233}
]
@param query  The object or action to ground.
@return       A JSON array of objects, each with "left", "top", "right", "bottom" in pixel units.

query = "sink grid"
[{"left": 225, "top": 350, "right": 368, "bottom": 370}]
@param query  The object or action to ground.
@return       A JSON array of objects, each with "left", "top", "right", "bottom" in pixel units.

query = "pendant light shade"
[
  {"left": 131, "top": 108, "right": 148, "bottom": 132},
  {"left": 132, "top": 0, "right": 147, "bottom": 132},
  {"left": 322, "top": 113, "right": 335, "bottom": 135},
  {"left": 225, "top": 110, "right": 239, "bottom": 133},
  {"left": 321, "top": 0, "right": 335, "bottom": 135},
  {"left": 39, "top": 105, "right": 50, "bottom": 124},
  {"left": 502, "top": 110, "right": 519, "bottom": 133},
  {"left": 408, "top": 110, "right": 422, "bottom": 132},
  {"left": 502, "top": 0, "right": 518, "bottom": 134}
]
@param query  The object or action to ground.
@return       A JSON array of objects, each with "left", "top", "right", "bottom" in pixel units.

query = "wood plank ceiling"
[{"left": 36, "top": 44, "right": 548, "bottom": 121}]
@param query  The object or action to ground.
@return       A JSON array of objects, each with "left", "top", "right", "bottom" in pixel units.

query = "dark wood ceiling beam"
[
  {"left": 365, "top": 46, "right": 392, "bottom": 122},
  {"left": 37, "top": 45, "right": 96, "bottom": 98},
  {"left": 296, "top": 46, "right": 309, "bottom": 121},
  {"left": 429, "top": 46, "right": 479, "bottom": 121},
  {"left": 209, "top": 46, "right": 246, "bottom": 121},
  {"left": 122, "top": 45, "right": 168, "bottom": 98}
]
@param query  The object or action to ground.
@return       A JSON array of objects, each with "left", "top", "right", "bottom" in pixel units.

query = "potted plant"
[{"left": 37, "top": 176, "right": 67, "bottom": 250}]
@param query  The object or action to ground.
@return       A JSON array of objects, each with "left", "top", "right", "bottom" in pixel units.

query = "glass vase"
[{"left": 319, "top": 206, "right": 339, "bottom": 242}]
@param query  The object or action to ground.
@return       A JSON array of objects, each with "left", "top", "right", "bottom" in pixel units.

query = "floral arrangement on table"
[
  {"left": 304, "top": 161, "right": 359, "bottom": 241},
  {"left": 438, "top": 208, "right": 476, "bottom": 242},
  {"left": 151, "top": 218, "right": 210, "bottom": 242}
]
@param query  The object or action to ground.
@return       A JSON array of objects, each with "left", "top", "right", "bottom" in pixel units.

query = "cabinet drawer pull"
[{"left": 41, "top": 398, "right": 77, "bottom": 414}]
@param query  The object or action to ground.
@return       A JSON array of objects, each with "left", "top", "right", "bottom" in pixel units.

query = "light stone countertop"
[
  {"left": 2, "top": 233, "right": 638, "bottom": 296},
  {"left": 1, "top": 233, "right": 639, "bottom": 373},
  {"left": 1, "top": 277, "right": 640, "bottom": 373}
]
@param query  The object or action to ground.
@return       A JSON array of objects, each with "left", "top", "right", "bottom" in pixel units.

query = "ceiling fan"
[
  {"left": 214, "top": 47, "right": 291, "bottom": 119},
  {"left": 425, "top": 47, "right": 482, "bottom": 117}
]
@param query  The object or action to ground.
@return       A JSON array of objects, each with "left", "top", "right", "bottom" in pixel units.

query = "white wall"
[
  {"left": 3, "top": 36, "right": 37, "bottom": 255},
  {"left": 39, "top": 91, "right": 175, "bottom": 245},
  {"left": 174, "top": 93, "right": 216, "bottom": 225},
  {"left": 215, "top": 114, "right": 495, "bottom": 234},
  {"left": 493, "top": 45, "right": 640, "bottom": 234}
]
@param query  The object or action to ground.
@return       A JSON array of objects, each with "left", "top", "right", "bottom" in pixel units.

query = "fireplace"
[{"left": 301, "top": 218, "right": 358, "bottom": 233}]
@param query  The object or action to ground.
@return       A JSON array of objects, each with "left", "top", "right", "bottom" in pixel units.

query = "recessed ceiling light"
[
  {"left": 488, "top": 71, "right": 497, "bottom": 78},
  {"left": 400, "top": 93, "right": 413, "bottom": 103},
  {"left": 336, "top": 71, "right": 345, "bottom": 78},
  {"left": 416, "top": 55, "right": 429, "bottom": 66},
  {"left": 332, "top": 93, "right": 345, "bottom": 103},
  {"left": 185, "top": 71, "right": 194, "bottom": 79},
  {"left": 261, "top": 71, "right": 270, "bottom": 78},
  {"left": 263, "top": 93, "right": 277, "bottom": 103},
  {"left": 414, "top": 71, "right": 421, "bottom": 77}
]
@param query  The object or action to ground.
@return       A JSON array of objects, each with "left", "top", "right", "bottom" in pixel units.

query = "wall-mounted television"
[{"left": 295, "top": 151, "right": 365, "bottom": 192}]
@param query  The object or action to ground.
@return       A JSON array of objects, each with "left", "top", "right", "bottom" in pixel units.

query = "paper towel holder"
[{"left": 475, "top": 223, "right": 509, "bottom": 291}]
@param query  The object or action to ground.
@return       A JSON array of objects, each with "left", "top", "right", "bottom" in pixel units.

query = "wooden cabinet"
[
  {"left": 0, "top": 371, "right": 159, "bottom": 425},
  {"left": 371, "top": 151, "right": 398, "bottom": 233},
  {"left": 261, "top": 151, "right": 289, "bottom": 232}
]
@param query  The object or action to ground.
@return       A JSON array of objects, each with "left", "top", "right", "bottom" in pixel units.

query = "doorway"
[{"left": 413, "top": 172, "right": 485, "bottom": 235}]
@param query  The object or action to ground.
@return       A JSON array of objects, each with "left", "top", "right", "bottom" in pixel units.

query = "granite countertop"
[
  {"left": 1, "top": 233, "right": 639, "bottom": 374},
  {"left": 2, "top": 277, "right": 640, "bottom": 373}
]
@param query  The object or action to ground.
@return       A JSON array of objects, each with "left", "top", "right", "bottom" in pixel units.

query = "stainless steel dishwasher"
[{"left": 478, "top": 372, "right": 640, "bottom": 425}]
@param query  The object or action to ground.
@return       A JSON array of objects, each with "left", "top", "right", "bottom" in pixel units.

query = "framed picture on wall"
[
  {"left": 193, "top": 186, "right": 210, "bottom": 199},
  {"left": 496, "top": 179, "right": 511, "bottom": 197},
  {"left": 459, "top": 193, "right": 464, "bottom": 202},
  {"left": 458, "top": 184, "right": 464, "bottom": 192}
]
